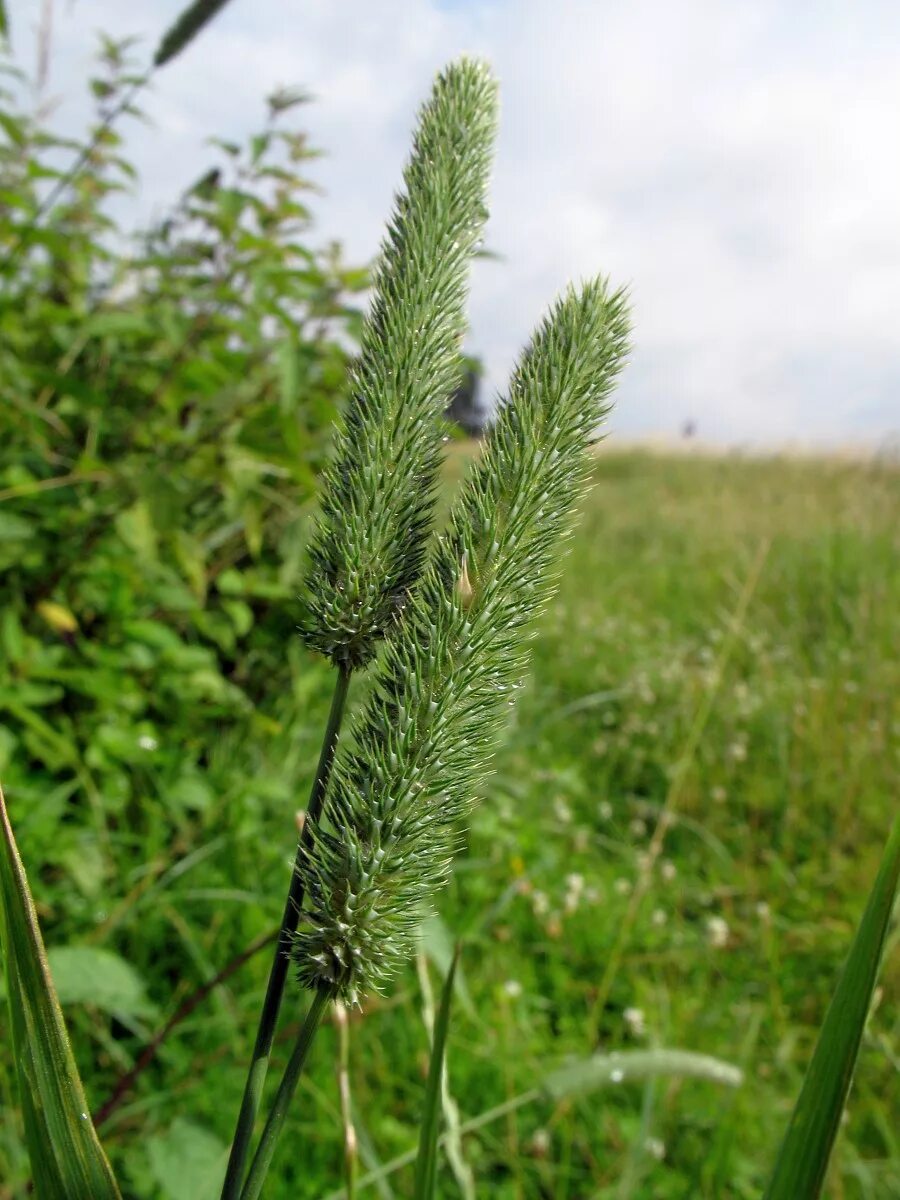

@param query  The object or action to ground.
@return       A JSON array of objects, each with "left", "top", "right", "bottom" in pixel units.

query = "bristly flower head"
[
  {"left": 294, "top": 279, "right": 630, "bottom": 1003},
  {"left": 300, "top": 59, "right": 498, "bottom": 669}
]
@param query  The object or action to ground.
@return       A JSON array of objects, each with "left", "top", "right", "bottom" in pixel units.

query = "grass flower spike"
[
  {"left": 301, "top": 59, "right": 498, "bottom": 668},
  {"left": 295, "top": 279, "right": 631, "bottom": 1002}
]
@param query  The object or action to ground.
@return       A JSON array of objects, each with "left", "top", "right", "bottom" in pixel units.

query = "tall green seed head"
[
  {"left": 295, "top": 279, "right": 630, "bottom": 1003},
  {"left": 300, "top": 59, "right": 498, "bottom": 669}
]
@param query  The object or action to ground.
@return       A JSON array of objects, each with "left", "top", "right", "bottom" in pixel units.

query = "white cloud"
[{"left": 23, "top": 0, "right": 900, "bottom": 444}]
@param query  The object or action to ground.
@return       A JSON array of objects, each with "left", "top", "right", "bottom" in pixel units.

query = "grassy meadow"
[{"left": 2, "top": 447, "right": 898, "bottom": 1199}]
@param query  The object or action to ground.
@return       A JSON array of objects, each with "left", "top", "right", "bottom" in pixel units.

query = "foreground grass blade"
[
  {"left": 0, "top": 781, "right": 122, "bottom": 1199},
  {"left": 412, "top": 947, "right": 460, "bottom": 1200},
  {"left": 763, "top": 817, "right": 900, "bottom": 1200},
  {"left": 154, "top": 0, "right": 234, "bottom": 67}
]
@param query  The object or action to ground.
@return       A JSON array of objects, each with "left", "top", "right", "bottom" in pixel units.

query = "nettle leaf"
[{"left": 0, "top": 781, "right": 121, "bottom": 1198}]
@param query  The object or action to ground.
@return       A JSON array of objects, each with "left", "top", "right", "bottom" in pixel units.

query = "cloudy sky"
[{"left": 20, "top": 0, "right": 900, "bottom": 445}]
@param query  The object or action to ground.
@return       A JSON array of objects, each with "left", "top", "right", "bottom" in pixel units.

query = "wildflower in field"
[
  {"left": 528, "top": 1128, "right": 551, "bottom": 1158},
  {"left": 651, "top": 907, "right": 668, "bottom": 928},
  {"left": 553, "top": 797, "right": 573, "bottom": 824},
  {"left": 706, "top": 916, "right": 730, "bottom": 948},
  {"left": 614, "top": 877, "right": 632, "bottom": 896},
  {"left": 660, "top": 860, "right": 677, "bottom": 882},
  {"left": 564, "top": 882, "right": 583, "bottom": 914},
  {"left": 623, "top": 1006, "right": 646, "bottom": 1036},
  {"left": 502, "top": 979, "right": 523, "bottom": 999},
  {"left": 645, "top": 1137, "right": 666, "bottom": 1161}
]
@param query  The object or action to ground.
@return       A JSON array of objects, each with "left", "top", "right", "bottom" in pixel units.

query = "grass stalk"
[
  {"left": 220, "top": 664, "right": 351, "bottom": 1199},
  {"left": 334, "top": 1000, "right": 358, "bottom": 1200},
  {"left": 238, "top": 988, "right": 331, "bottom": 1200}
]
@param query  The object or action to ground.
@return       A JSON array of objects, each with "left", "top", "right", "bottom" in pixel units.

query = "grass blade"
[
  {"left": 328, "top": 1046, "right": 742, "bottom": 1198},
  {"left": 763, "top": 817, "right": 900, "bottom": 1200},
  {"left": 412, "top": 945, "right": 460, "bottom": 1200},
  {"left": 542, "top": 1048, "right": 744, "bottom": 1099},
  {"left": 0, "top": 780, "right": 122, "bottom": 1198},
  {"left": 153, "top": 0, "right": 233, "bottom": 67}
]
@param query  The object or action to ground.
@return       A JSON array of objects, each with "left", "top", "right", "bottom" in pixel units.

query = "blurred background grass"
[{"left": 2, "top": 443, "right": 897, "bottom": 1199}]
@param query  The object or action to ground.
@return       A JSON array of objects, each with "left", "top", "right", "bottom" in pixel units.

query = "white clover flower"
[
  {"left": 645, "top": 1136, "right": 666, "bottom": 1161},
  {"left": 623, "top": 1006, "right": 646, "bottom": 1036},
  {"left": 503, "top": 979, "right": 523, "bottom": 999},
  {"left": 660, "top": 860, "right": 677, "bottom": 882},
  {"left": 529, "top": 1128, "right": 551, "bottom": 1157},
  {"left": 138, "top": 734, "right": 158, "bottom": 751},
  {"left": 598, "top": 800, "right": 613, "bottom": 821},
  {"left": 706, "top": 916, "right": 730, "bottom": 948},
  {"left": 651, "top": 907, "right": 668, "bottom": 928},
  {"left": 553, "top": 797, "right": 573, "bottom": 824},
  {"left": 614, "top": 877, "right": 632, "bottom": 896}
]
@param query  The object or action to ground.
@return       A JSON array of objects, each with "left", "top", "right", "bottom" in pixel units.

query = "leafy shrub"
[{"left": 0, "top": 37, "right": 366, "bottom": 887}]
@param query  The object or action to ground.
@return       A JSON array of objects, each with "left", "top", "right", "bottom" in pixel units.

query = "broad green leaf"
[
  {"left": 412, "top": 946, "right": 460, "bottom": 1200},
  {"left": 147, "top": 1118, "right": 228, "bottom": 1200},
  {"left": 48, "top": 945, "right": 156, "bottom": 1020},
  {"left": 763, "top": 817, "right": 900, "bottom": 1200},
  {"left": 0, "top": 780, "right": 122, "bottom": 1198}
]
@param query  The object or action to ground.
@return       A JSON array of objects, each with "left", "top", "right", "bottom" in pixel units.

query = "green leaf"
[
  {"left": 412, "top": 945, "right": 459, "bottom": 1200},
  {"left": 762, "top": 817, "right": 900, "bottom": 1200},
  {"left": 0, "top": 781, "right": 122, "bottom": 1198},
  {"left": 0, "top": 511, "right": 34, "bottom": 541},
  {"left": 48, "top": 946, "right": 156, "bottom": 1020},
  {"left": 115, "top": 500, "right": 158, "bottom": 561},
  {"left": 147, "top": 1118, "right": 228, "bottom": 1200}
]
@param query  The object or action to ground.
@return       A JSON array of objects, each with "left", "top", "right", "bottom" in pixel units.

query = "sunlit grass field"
[{"left": 3, "top": 449, "right": 898, "bottom": 1199}]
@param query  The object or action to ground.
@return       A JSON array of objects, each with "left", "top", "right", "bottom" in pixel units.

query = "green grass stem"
[
  {"left": 239, "top": 989, "right": 331, "bottom": 1200},
  {"left": 220, "top": 665, "right": 351, "bottom": 1200}
]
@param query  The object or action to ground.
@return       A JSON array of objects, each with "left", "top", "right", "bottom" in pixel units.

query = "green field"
[{"left": 2, "top": 448, "right": 898, "bottom": 1199}]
